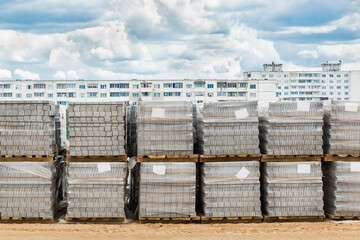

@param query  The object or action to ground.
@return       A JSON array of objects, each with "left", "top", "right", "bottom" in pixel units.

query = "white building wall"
[{"left": 349, "top": 71, "right": 360, "bottom": 101}]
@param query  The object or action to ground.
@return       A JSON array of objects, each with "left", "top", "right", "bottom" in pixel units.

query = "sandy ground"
[{"left": 1, "top": 221, "right": 360, "bottom": 240}]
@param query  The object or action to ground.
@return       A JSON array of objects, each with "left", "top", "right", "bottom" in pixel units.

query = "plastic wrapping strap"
[
  {"left": 267, "top": 177, "right": 322, "bottom": 182},
  {"left": 204, "top": 177, "right": 259, "bottom": 182},
  {"left": 67, "top": 178, "right": 124, "bottom": 183},
  {"left": 0, "top": 162, "right": 53, "bottom": 179}
]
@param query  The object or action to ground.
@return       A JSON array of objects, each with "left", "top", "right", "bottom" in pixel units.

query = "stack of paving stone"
[
  {"left": 139, "top": 162, "right": 197, "bottom": 218},
  {"left": 201, "top": 161, "right": 262, "bottom": 217},
  {"left": 67, "top": 102, "right": 126, "bottom": 156},
  {"left": 323, "top": 101, "right": 360, "bottom": 155},
  {"left": 197, "top": 101, "right": 259, "bottom": 155},
  {"left": 0, "top": 101, "right": 56, "bottom": 156},
  {"left": 0, "top": 161, "right": 55, "bottom": 219},
  {"left": 262, "top": 161, "right": 324, "bottom": 217},
  {"left": 324, "top": 161, "right": 360, "bottom": 217},
  {"left": 137, "top": 101, "right": 193, "bottom": 156},
  {"left": 260, "top": 102, "right": 323, "bottom": 155},
  {"left": 66, "top": 162, "right": 127, "bottom": 219}
]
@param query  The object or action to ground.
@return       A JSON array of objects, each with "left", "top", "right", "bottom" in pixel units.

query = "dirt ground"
[{"left": 1, "top": 221, "right": 360, "bottom": 240}]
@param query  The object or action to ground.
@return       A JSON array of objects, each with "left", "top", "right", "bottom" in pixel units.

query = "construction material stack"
[
  {"left": 65, "top": 102, "right": 128, "bottom": 221},
  {"left": 260, "top": 102, "right": 324, "bottom": 221},
  {"left": 137, "top": 101, "right": 198, "bottom": 222},
  {"left": 323, "top": 101, "right": 360, "bottom": 220},
  {"left": 197, "top": 101, "right": 261, "bottom": 222},
  {"left": 0, "top": 101, "right": 57, "bottom": 222}
]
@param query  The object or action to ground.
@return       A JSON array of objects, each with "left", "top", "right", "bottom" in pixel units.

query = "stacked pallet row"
[
  {"left": 65, "top": 102, "right": 128, "bottom": 221},
  {"left": 0, "top": 101, "right": 57, "bottom": 221},
  {"left": 137, "top": 101, "right": 198, "bottom": 222},
  {"left": 260, "top": 102, "right": 324, "bottom": 220},
  {"left": 198, "top": 102, "right": 262, "bottom": 222},
  {"left": 323, "top": 101, "right": 360, "bottom": 220}
]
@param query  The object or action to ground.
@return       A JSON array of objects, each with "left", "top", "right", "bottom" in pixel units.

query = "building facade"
[
  {"left": 244, "top": 61, "right": 360, "bottom": 102},
  {"left": 0, "top": 79, "right": 277, "bottom": 105}
]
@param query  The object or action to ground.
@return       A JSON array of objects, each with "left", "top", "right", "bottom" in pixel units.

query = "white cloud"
[
  {"left": 53, "top": 70, "right": 79, "bottom": 79},
  {"left": 298, "top": 50, "right": 319, "bottom": 59},
  {"left": 0, "top": 69, "right": 12, "bottom": 79},
  {"left": 318, "top": 43, "right": 360, "bottom": 62},
  {"left": 14, "top": 69, "right": 40, "bottom": 80}
]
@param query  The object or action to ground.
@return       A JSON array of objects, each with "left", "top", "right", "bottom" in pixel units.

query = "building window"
[
  {"left": 34, "top": 84, "right": 46, "bottom": 89},
  {"left": 186, "top": 93, "right": 192, "bottom": 97},
  {"left": 66, "top": 84, "right": 76, "bottom": 88},
  {"left": 48, "top": 85, "right": 53, "bottom": 89},
  {"left": 48, "top": 93, "right": 53, "bottom": 98},
  {"left": 100, "top": 84, "right": 107, "bottom": 89},
  {"left": 79, "top": 85, "right": 85, "bottom": 89},
  {"left": 154, "top": 84, "right": 160, "bottom": 89},
  {"left": 227, "top": 83, "right": 236, "bottom": 88},
  {"left": 34, "top": 92, "right": 44, "bottom": 97},
  {"left": 110, "top": 92, "right": 129, "bottom": 97},
  {"left": 277, "top": 86, "right": 281, "bottom": 89},
  {"left": 132, "top": 93, "right": 139, "bottom": 97},
  {"left": 110, "top": 83, "right": 129, "bottom": 88},
  {"left": 337, "top": 74, "right": 341, "bottom": 77},
  {"left": 15, "top": 85, "right": 21, "bottom": 89},
  {"left": 329, "top": 74, "right": 334, "bottom": 77},
  {"left": 195, "top": 92, "right": 205, "bottom": 97},
  {"left": 88, "top": 84, "right": 98, "bottom": 88},
  {"left": 57, "top": 84, "right": 66, "bottom": 89},
  {"left": 322, "top": 92, "right": 326, "bottom": 96},
  {"left": 344, "top": 86, "right": 349, "bottom": 89},
  {"left": 250, "top": 84, "right": 256, "bottom": 89},
  {"left": 207, "top": 84, "right": 214, "bottom": 89},
  {"left": 154, "top": 93, "right": 160, "bottom": 97},
  {"left": 100, "top": 93, "right": 107, "bottom": 98},
  {"left": 239, "top": 92, "right": 245, "bottom": 97},
  {"left": 173, "top": 83, "right": 183, "bottom": 88},
  {"left": 87, "top": 92, "right": 98, "bottom": 97},
  {"left": 27, "top": 85, "right": 32, "bottom": 90},
  {"left": 141, "top": 92, "right": 150, "bottom": 97},
  {"left": 344, "top": 80, "right": 349, "bottom": 83},
  {"left": 194, "top": 83, "right": 205, "bottom": 88},
  {"left": 250, "top": 93, "right": 256, "bottom": 98},
  {"left": 57, "top": 92, "right": 66, "bottom": 97},
  {"left": 163, "top": 83, "right": 172, "bottom": 88},
  {"left": 26, "top": 93, "right": 32, "bottom": 98},
  {"left": 141, "top": 83, "right": 151, "bottom": 88},
  {"left": 208, "top": 93, "right": 214, "bottom": 97},
  {"left": 269, "top": 74, "right": 274, "bottom": 78},
  {"left": 262, "top": 74, "right": 266, "bottom": 78},
  {"left": 345, "top": 92, "right": 349, "bottom": 95},
  {"left": 16, "top": 93, "right": 22, "bottom": 98},
  {"left": 329, "top": 86, "right": 334, "bottom": 89},
  {"left": 133, "top": 84, "right": 139, "bottom": 89},
  {"left": 337, "top": 86, "right": 341, "bottom": 89},
  {"left": 79, "top": 93, "right": 85, "bottom": 98},
  {"left": 238, "top": 83, "right": 247, "bottom": 88},
  {"left": 186, "top": 84, "right": 192, "bottom": 89},
  {"left": 217, "top": 92, "right": 226, "bottom": 96},
  {"left": 57, "top": 101, "right": 67, "bottom": 106}
]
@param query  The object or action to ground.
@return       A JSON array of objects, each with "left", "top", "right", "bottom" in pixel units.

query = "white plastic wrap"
[
  {"left": 0, "top": 161, "right": 55, "bottom": 218},
  {"left": 201, "top": 161, "right": 262, "bottom": 217},
  {"left": 67, "top": 102, "right": 126, "bottom": 156},
  {"left": 197, "top": 101, "right": 260, "bottom": 155},
  {"left": 136, "top": 101, "right": 193, "bottom": 156},
  {"left": 139, "top": 162, "right": 197, "bottom": 218},
  {"left": 261, "top": 161, "right": 324, "bottom": 217},
  {"left": 0, "top": 101, "right": 56, "bottom": 156},
  {"left": 66, "top": 162, "right": 127, "bottom": 218}
]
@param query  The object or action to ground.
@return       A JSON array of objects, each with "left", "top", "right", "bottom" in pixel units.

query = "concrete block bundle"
[
  {"left": 0, "top": 101, "right": 56, "bottom": 156},
  {"left": 139, "top": 162, "right": 196, "bottom": 218},
  {"left": 137, "top": 101, "right": 193, "bottom": 156},
  {"left": 67, "top": 102, "right": 126, "bottom": 156},
  {"left": 260, "top": 102, "right": 323, "bottom": 155},
  {"left": 201, "top": 161, "right": 262, "bottom": 217},
  {"left": 66, "top": 162, "right": 127, "bottom": 218},
  {"left": 324, "top": 161, "right": 360, "bottom": 217},
  {"left": 0, "top": 161, "right": 55, "bottom": 218},
  {"left": 262, "top": 161, "right": 324, "bottom": 217},
  {"left": 197, "top": 101, "right": 259, "bottom": 155},
  {"left": 323, "top": 101, "right": 360, "bottom": 155}
]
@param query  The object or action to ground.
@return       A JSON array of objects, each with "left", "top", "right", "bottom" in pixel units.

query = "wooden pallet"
[
  {"left": 261, "top": 155, "right": 322, "bottom": 162},
  {"left": 324, "top": 154, "right": 360, "bottom": 162},
  {"left": 137, "top": 155, "right": 199, "bottom": 162},
  {"left": 138, "top": 216, "right": 201, "bottom": 223},
  {"left": 65, "top": 216, "right": 126, "bottom": 223},
  {"left": 0, "top": 217, "right": 54, "bottom": 223},
  {"left": 200, "top": 154, "right": 261, "bottom": 162},
  {"left": 263, "top": 215, "right": 325, "bottom": 222},
  {"left": 0, "top": 155, "right": 54, "bottom": 162},
  {"left": 66, "top": 155, "right": 127, "bottom": 162},
  {"left": 327, "top": 214, "right": 360, "bottom": 220},
  {"left": 201, "top": 216, "right": 262, "bottom": 223}
]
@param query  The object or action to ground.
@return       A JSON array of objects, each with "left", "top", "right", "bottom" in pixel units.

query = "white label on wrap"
[
  {"left": 350, "top": 162, "right": 360, "bottom": 172},
  {"left": 97, "top": 163, "right": 111, "bottom": 173},
  {"left": 345, "top": 102, "right": 358, "bottom": 112},
  {"left": 153, "top": 165, "right": 166, "bottom": 175},
  {"left": 151, "top": 108, "right": 166, "bottom": 118},
  {"left": 234, "top": 108, "right": 249, "bottom": 119},
  {"left": 236, "top": 167, "right": 250, "bottom": 179},
  {"left": 297, "top": 164, "right": 311, "bottom": 174},
  {"left": 297, "top": 102, "right": 310, "bottom": 111}
]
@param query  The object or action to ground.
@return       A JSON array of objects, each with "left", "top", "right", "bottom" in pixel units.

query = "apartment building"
[
  {"left": 243, "top": 61, "right": 360, "bottom": 102},
  {"left": 0, "top": 79, "right": 277, "bottom": 105}
]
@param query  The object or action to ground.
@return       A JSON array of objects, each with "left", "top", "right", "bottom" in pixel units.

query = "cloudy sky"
[{"left": 0, "top": 0, "right": 359, "bottom": 80}]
